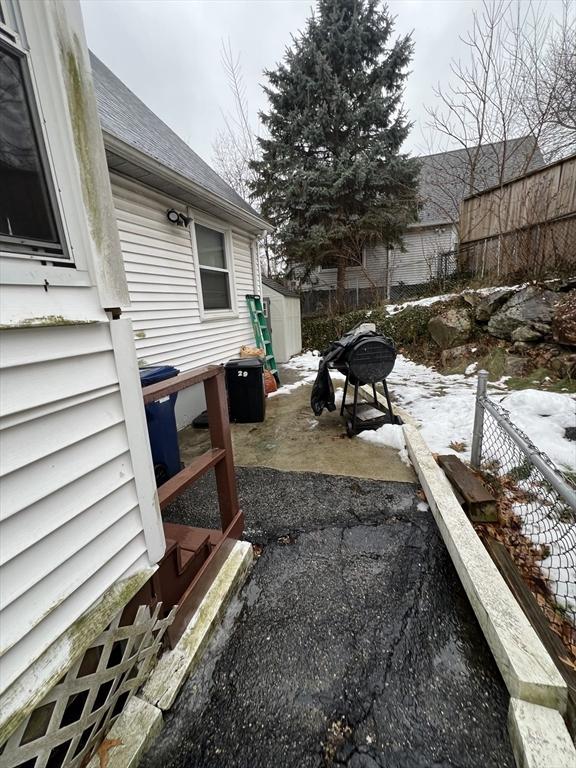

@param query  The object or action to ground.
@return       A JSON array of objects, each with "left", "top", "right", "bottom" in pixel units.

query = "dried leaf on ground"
[{"left": 97, "top": 739, "right": 122, "bottom": 768}]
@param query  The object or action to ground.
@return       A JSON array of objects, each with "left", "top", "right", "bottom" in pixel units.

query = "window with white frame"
[
  {"left": 0, "top": 28, "right": 68, "bottom": 261},
  {"left": 195, "top": 223, "right": 232, "bottom": 311}
]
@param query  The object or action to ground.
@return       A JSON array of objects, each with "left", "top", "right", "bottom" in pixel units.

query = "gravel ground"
[{"left": 142, "top": 467, "right": 514, "bottom": 768}]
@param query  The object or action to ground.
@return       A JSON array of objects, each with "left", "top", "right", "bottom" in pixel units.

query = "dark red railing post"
[{"left": 204, "top": 368, "right": 239, "bottom": 531}]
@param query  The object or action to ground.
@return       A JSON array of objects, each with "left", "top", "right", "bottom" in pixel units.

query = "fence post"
[{"left": 471, "top": 370, "right": 489, "bottom": 469}]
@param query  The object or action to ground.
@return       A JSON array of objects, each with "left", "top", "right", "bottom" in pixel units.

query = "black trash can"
[
  {"left": 139, "top": 365, "right": 181, "bottom": 486},
  {"left": 225, "top": 358, "right": 266, "bottom": 423}
]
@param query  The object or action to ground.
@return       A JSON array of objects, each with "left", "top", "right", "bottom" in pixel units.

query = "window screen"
[{"left": 0, "top": 43, "right": 65, "bottom": 257}]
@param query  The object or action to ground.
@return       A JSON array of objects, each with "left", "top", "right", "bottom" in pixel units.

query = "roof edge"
[{"left": 102, "top": 131, "right": 272, "bottom": 232}]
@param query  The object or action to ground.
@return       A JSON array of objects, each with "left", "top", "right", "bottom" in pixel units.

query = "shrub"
[{"left": 301, "top": 304, "right": 441, "bottom": 352}]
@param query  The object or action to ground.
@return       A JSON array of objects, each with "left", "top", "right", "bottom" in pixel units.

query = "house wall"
[
  {"left": 0, "top": 323, "right": 155, "bottom": 698},
  {"left": 111, "top": 174, "right": 262, "bottom": 427},
  {"left": 0, "top": 0, "right": 163, "bottom": 739},
  {"left": 304, "top": 226, "right": 456, "bottom": 297},
  {"left": 387, "top": 226, "right": 457, "bottom": 287},
  {"left": 311, "top": 243, "right": 389, "bottom": 292},
  {"left": 263, "top": 289, "right": 302, "bottom": 363}
]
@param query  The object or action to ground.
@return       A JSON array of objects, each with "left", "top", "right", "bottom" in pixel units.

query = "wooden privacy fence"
[{"left": 459, "top": 153, "right": 576, "bottom": 279}]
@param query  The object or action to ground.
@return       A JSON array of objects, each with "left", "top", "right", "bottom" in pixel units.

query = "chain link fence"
[
  {"left": 471, "top": 371, "right": 576, "bottom": 646},
  {"left": 300, "top": 249, "right": 462, "bottom": 317}
]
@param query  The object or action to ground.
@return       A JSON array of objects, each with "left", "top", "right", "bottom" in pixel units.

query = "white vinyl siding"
[
  {"left": 313, "top": 244, "right": 389, "bottom": 291},
  {"left": 111, "top": 174, "right": 258, "bottom": 374},
  {"left": 387, "top": 226, "right": 456, "bottom": 287},
  {"left": 308, "top": 227, "right": 456, "bottom": 293},
  {"left": 0, "top": 322, "right": 152, "bottom": 695}
]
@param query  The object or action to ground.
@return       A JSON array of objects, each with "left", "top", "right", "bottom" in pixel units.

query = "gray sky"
[{"left": 81, "top": 0, "right": 564, "bottom": 165}]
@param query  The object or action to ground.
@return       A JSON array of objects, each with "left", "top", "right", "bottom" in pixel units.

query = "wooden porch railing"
[{"left": 141, "top": 364, "right": 243, "bottom": 645}]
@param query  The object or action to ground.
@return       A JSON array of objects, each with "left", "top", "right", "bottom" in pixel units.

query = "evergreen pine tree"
[{"left": 250, "top": 0, "right": 419, "bottom": 303}]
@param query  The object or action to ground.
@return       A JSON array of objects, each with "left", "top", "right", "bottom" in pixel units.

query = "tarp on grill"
[{"left": 311, "top": 328, "right": 396, "bottom": 416}]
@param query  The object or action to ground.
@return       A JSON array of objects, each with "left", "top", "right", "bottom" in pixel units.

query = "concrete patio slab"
[{"left": 178, "top": 379, "right": 416, "bottom": 484}]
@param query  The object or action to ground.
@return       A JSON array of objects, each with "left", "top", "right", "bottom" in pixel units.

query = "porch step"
[
  {"left": 153, "top": 523, "right": 213, "bottom": 633},
  {"left": 163, "top": 523, "right": 212, "bottom": 577}
]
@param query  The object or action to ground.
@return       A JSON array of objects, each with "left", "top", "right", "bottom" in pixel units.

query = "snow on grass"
[{"left": 498, "top": 390, "right": 576, "bottom": 473}]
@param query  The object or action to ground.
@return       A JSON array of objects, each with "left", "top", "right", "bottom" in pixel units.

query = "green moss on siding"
[{"left": 60, "top": 38, "right": 104, "bottom": 253}]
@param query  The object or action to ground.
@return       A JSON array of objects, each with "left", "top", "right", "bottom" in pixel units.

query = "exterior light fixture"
[
  {"left": 166, "top": 209, "right": 192, "bottom": 227},
  {"left": 166, "top": 208, "right": 180, "bottom": 224}
]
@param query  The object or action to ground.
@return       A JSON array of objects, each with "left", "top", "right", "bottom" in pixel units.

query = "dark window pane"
[
  {"left": 200, "top": 268, "right": 231, "bottom": 310},
  {"left": 0, "top": 45, "right": 59, "bottom": 245},
  {"left": 196, "top": 224, "right": 226, "bottom": 269}
]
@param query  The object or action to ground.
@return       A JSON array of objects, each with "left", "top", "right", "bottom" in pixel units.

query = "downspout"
[{"left": 250, "top": 237, "right": 261, "bottom": 295}]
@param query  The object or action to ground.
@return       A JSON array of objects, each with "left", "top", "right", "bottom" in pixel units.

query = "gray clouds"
[{"left": 81, "top": 0, "right": 567, "bottom": 164}]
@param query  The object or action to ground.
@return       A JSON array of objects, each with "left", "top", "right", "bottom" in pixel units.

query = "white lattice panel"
[{"left": 0, "top": 603, "right": 175, "bottom": 768}]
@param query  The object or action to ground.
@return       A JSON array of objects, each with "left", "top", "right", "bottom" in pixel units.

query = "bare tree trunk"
[{"left": 336, "top": 254, "right": 347, "bottom": 312}]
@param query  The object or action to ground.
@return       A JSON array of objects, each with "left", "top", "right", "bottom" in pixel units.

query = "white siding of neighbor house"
[
  {"left": 0, "top": 321, "right": 155, "bottom": 699},
  {"left": 111, "top": 174, "right": 261, "bottom": 425},
  {"left": 262, "top": 288, "right": 302, "bottom": 364},
  {"left": 388, "top": 225, "right": 456, "bottom": 286},
  {"left": 313, "top": 243, "right": 389, "bottom": 291},
  {"left": 309, "top": 227, "right": 456, "bottom": 292}
]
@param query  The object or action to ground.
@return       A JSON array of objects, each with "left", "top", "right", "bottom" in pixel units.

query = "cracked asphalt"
[{"left": 142, "top": 467, "right": 514, "bottom": 768}]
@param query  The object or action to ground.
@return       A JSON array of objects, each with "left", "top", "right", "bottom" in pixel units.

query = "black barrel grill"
[{"left": 335, "top": 335, "right": 400, "bottom": 437}]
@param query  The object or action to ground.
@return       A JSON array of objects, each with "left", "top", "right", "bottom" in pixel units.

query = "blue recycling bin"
[{"left": 139, "top": 365, "right": 181, "bottom": 486}]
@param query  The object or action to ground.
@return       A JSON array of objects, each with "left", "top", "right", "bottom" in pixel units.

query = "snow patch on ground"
[
  {"left": 497, "top": 390, "right": 576, "bottom": 472},
  {"left": 267, "top": 375, "right": 316, "bottom": 397},
  {"left": 358, "top": 423, "right": 411, "bottom": 465}
]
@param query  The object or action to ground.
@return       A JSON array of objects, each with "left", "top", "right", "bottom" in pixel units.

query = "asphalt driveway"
[{"left": 142, "top": 467, "right": 514, "bottom": 768}]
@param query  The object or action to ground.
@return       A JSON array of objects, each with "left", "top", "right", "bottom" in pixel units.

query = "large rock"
[
  {"left": 475, "top": 288, "right": 516, "bottom": 322},
  {"left": 487, "top": 286, "right": 559, "bottom": 341},
  {"left": 550, "top": 352, "right": 576, "bottom": 378},
  {"left": 552, "top": 291, "right": 576, "bottom": 347},
  {"left": 511, "top": 325, "right": 545, "bottom": 343},
  {"left": 440, "top": 342, "right": 479, "bottom": 366},
  {"left": 428, "top": 308, "right": 472, "bottom": 349}
]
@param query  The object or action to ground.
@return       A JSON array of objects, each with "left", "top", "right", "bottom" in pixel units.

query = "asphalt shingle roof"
[
  {"left": 90, "top": 52, "right": 260, "bottom": 219},
  {"left": 262, "top": 275, "right": 300, "bottom": 298},
  {"left": 415, "top": 137, "right": 544, "bottom": 225}
]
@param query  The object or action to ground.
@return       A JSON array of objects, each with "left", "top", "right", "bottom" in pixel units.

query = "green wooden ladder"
[{"left": 246, "top": 294, "right": 280, "bottom": 384}]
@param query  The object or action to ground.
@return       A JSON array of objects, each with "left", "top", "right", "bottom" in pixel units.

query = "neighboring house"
[
  {"left": 90, "top": 54, "right": 270, "bottom": 427},
  {"left": 0, "top": 0, "right": 165, "bottom": 758},
  {"left": 303, "top": 137, "right": 544, "bottom": 306},
  {"left": 261, "top": 276, "right": 302, "bottom": 363}
]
